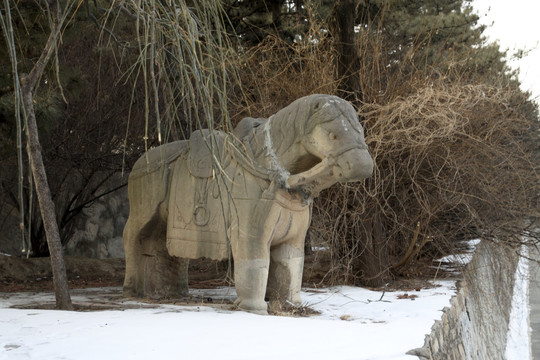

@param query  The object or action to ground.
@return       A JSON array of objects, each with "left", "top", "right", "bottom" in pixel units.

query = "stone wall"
[
  {"left": 0, "top": 182, "right": 128, "bottom": 259},
  {"left": 0, "top": 202, "right": 23, "bottom": 256},
  {"left": 409, "top": 241, "right": 519, "bottom": 360},
  {"left": 64, "top": 187, "right": 128, "bottom": 259}
]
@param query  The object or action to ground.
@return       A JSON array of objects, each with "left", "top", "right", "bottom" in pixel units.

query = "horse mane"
[{"left": 264, "top": 94, "right": 355, "bottom": 156}]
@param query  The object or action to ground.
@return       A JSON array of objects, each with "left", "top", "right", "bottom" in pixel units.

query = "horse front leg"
[
  {"left": 266, "top": 208, "right": 310, "bottom": 308},
  {"left": 234, "top": 255, "right": 270, "bottom": 315},
  {"left": 229, "top": 199, "right": 274, "bottom": 315},
  {"left": 266, "top": 243, "right": 305, "bottom": 306}
]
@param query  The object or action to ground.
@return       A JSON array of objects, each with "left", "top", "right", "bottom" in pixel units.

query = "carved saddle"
[
  {"left": 187, "top": 129, "right": 229, "bottom": 178},
  {"left": 167, "top": 130, "right": 232, "bottom": 259}
]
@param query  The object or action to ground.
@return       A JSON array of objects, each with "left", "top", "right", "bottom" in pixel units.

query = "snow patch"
[
  {"left": 0, "top": 283, "right": 456, "bottom": 360},
  {"left": 505, "top": 245, "right": 532, "bottom": 360},
  {"left": 434, "top": 239, "right": 481, "bottom": 273},
  {"left": 321, "top": 99, "right": 337, "bottom": 109}
]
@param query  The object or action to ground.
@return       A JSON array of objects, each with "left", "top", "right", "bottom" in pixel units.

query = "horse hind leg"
[
  {"left": 123, "top": 216, "right": 145, "bottom": 298},
  {"left": 123, "top": 212, "right": 189, "bottom": 299},
  {"left": 141, "top": 228, "right": 189, "bottom": 300}
]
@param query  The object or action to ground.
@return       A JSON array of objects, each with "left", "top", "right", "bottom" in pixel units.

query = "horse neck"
[{"left": 245, "top": 116, "right": 306, "bottom": 174}]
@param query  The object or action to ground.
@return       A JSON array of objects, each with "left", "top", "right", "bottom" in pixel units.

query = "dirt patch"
[
  {"left": 0, "top": 255, "right": 234, "bottom": 292},
  {"left": 0, "top": 255, "right": 125, "bottom": 292},
  {"left": 0, "top": 252, "right": 456, "bottom": 293}
]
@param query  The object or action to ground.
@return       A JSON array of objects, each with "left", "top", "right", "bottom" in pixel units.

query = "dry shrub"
[
  {"left": 226, "top": 16, "right": 539, "bottom": 287},
  {"left": 228, "top": 27, "right": 338, "bottom": 122},
  {"left": 311, "top": 82, "right": 539, "bottom": 286}
]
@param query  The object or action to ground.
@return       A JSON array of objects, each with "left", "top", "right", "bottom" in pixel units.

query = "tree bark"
[
  {"left": 332, "top": 0, "right": 362, "bottom": 102},
  {"left": 18, "top": 0, "right": 73, "bottom": 310},
  {"left": 358, "top": 211, "right": 390, "bottom": 287},
  {"left": 21, "top": 84, "right": 73, "bottom": 310}
]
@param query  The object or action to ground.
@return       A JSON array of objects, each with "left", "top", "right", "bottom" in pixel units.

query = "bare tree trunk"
[
  {"left": 331, "top": 0, "right": 362, "bottom": 102},
  {"left": 360, "top": 212, "right": 391, "bottom": 287},
  {"left": 20, "top": 83, "right": 73, "bottom": 310},
  {"left": 17, "top": 0, "right": 73, "bottom": 310}
]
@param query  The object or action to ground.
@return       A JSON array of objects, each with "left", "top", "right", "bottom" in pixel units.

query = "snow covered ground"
[
  {"left": 3, "top": 238, "right": 530, "bottom": 359},
  {"left": 0, "top": 282, "right": 457, "bottom": 360}
]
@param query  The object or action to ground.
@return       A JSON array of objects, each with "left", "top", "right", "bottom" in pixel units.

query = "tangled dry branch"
[
  {"left": 219, "top": 15, "right": 539, "bottom": 286},
  {"left": 312, "top": 83, "right": 539, "bottom": 285}
]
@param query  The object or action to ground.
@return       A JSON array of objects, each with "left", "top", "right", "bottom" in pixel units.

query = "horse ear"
[{"left": 233, "top": 117, "right": 265, "bottom": 139}]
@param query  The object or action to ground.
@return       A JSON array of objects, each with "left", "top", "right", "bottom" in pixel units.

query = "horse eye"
[{"left": 329, "top": 132, "right": 337, "bottom": 140}]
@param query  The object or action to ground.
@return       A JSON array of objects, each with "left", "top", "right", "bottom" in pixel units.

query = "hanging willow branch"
[
  {"left": 0, "top": 0, "right": 29, "bottom": 255},
  {"left": 96, "top": 0, "right": 241, "bottom": 148}
]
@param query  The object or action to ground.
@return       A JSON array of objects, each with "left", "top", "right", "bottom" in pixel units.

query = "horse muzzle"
[
  {"left": 285, "top": 147, "right": 373, "bottom": 193},
  {"left": 332, "top": 147, "right": 373, "bottom": 182}
]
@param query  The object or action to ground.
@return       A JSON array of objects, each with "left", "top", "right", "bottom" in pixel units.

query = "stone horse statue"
[{"left": 123, "top": 94, "right": 373, "bottom": 314}]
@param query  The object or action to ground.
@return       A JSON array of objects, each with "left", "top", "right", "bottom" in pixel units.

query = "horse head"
[{"left": 270, "top": 94, "right": 374, "bottom": 195}]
